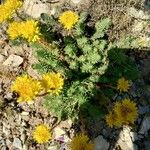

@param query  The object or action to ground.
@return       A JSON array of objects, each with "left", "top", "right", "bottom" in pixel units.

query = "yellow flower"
[
  {"left": 7, "top": 21, "right": 22, "bottom": 40},
  {"left": 11, "top": 75, "right": 41, "bottom": 103},
  {"left": 114, "top": 99, "right": 138, "bottom": 125},
  {"left": 41, "top": 72, "right": 64, "bottom": 95},
  {"left": 70, "top": 133, "right": 94, "bottom": 150},
  {"left": 117, "top": 77, "right": 130, "bottom": 92},
  {"left": 33, "top": 124, "right": 52, "bottom": 144},
  {"left": 7, "top": 20, "right": 41, "bottom": 42},
  {"left": 105, "top": 111, "right": 121, "bottom": 128},
  {"left": 59, "top": 10, "right": 79, "bottom": 30},
  {"left": 0, "top": 0, "right": 23, "bottom": 24},
  {"left": 21, "top": 20, "right": 41, "bottom": 42}
]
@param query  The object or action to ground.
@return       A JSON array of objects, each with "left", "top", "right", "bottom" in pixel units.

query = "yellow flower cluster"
[
  {"left": 117, "top": 77, "right": 130, "bottom": 92},
  {"left": 106, "top": 99, "right": 138, "bottom": 128},
  {"left": 33, "top": 124, "right": 52, "bottom": 144},
  {"left": 11, "top": 72, "right": 64, "bottom": 103},
  {"left": 70, "top": 133, "right": 94, "bottom": 150},
  {"left": 41, "top": 72, "right": 64, "bottom": 95},
  {"left": 0, "top": 0, "right": 23, "bottom": 24},
  {"left": 11, "top": 75, "right": 41, "bottom": 103},
  {"left": 7, "top": 20, "right": 41, "bottom": 42},
  {"left": 59, "top": 10, "right": 79, "bottom": 30}
]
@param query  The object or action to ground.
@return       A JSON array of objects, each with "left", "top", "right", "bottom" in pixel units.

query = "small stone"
[
  {"left": 94, "top": 135, "right": 109, "bottom": 150},
  {"left": 129, "top": 132, "right": 138, "bottom": 142},
  {"left": 48, "top": 144, "right": 58, "bottom": 150},
  {"left": 139, "top": 116, "right": 150, "bottom": 135},
  {"left": 115, "top": 126, "right": 138, "bottom": 150},
  {"left": 139, "top": 105, "right": 150, "bottom": 115},
  {"left": 23, "top": 0, "right": 51, "bottom": 18},
  {"left": 21, "top": 111, "right": 29, "bottom": 116},
  {"left": 3, "top": 54, "right": 23, "bottom": 67},
  {"left": 128, "top": 7, "right": 150, "bottom": 20},
  {"left": 71, "top": 0, "right": 82, "bottom": 4},
  {"left": 13, "top": 138, "right": 22, "bottom": 149}
]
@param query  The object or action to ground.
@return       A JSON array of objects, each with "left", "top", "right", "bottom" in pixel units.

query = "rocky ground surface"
[{"left": 0, "top": 0, "right": 150, "bottom": 150}]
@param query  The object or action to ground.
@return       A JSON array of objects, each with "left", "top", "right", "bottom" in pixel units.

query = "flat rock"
[
  {"left": 128, "top": 7, "right": 150, "bottom": 20},
  {"left": 115, "top": 126, "right": 138, "bottom": 150},
  {"left": 94, "top": 135, "right": 109, "bottom": 150},
  {"left": 23, "top": 0, "right": 51, "bottom": 18},
  {"left": 13, "top": 138, "right": 22, "bottom": 149},
  {"left": 3, "top": 54, "right": 23, "bottom": 67},
  {"left": 71, "top": 0, "right": 82, "bottom": 4},
  {"left": 139, "top": 105, "right": 150, "bottom": 115},
  {"left": 139, "top": 116, "right": 150, "bottom": 135}
]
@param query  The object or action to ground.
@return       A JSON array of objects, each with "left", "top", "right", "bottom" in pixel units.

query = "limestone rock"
[
  {"left": 139, "top": 116, "right": 150, "bottom": 135},
  {"left": 115, "top": 126, "right": 138, "bottom": 150},
  {"left": 128, "top": 7, "right": 150, "bottom": 20},
  {"left": 3, "top": 54, "right": 23, "bottom": 67},
  {"left": 13, "top": 138, "right": 22, "bottom": 149},
  {"left": 23, "top": 0, "right": 51, "bottom": 18}
]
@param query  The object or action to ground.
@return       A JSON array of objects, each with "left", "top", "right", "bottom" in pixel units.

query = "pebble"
[
  {"left": 128, "top": 7, "right": 150, "bottom": 20},
  {"left": 138, "top": 105, "right": 150, "bottom": 115},
  {"left": 3, "top": 54, "right": 23, "bottom": 67},
  {"left": 94, "top": 135, "right": 110, "bottom": 150},
  {"left": 13, "top": 138, "right": 22, "bottom": 149},
  {"left": 115, "top": 126, "right": 138, "bottom": 150},
  {"left": 23, "top": 0, "right": 51, "bottom": 18},
  {"left": 139, "top": 116, "right": 150, "bottom": 135}
]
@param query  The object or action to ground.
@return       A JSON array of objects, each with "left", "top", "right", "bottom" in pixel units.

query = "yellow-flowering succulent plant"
[
  {"left": 58, "top": 10, "right": 79, "bottom": 30},
  {"left": 7, "top": 20, "right": 41, "bottom": 42},
  {"left": 70, "top": 133, "right": 94, "bottom": 150},
  {"left": 41, "top": 72, "right": 64, "bottom": 95},
  {"left": 117, "top": 77, "right": 130, "bottom": 92},
  {"left": 11, "top": 75, "right": 41, "bottom": 103},
  {"left": 0, "top": 0, "right": 23, "bottom": 24},
  {"left": 106, "top": 99, "right": 138, "bottom": 127},
  {"left": 33, "top": 124, "right": 52, "bottom": 144}
]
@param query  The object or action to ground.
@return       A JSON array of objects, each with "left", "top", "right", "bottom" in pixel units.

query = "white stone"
[
  {"left": 139, "top": 116, "right": 150, "bottom": 135},
  {"left": 71, "top": 0, "right": 82, "bottom": 4},
  {"left": 3, "top": 54, "right": 23, "bottom": 67},
  {"left": 21, "top": 111, "right": 29, "bottom": 116},
  {"left": 128, "top": 7, "right": 150, "bottom": 20},
  {"left": 94, "top": 135, "right": 109, "bottom": 150},
  {"left": 23, "top": 0, "right": 51, "bottom": 18},
  {"left": 13, "top": 138, "right": 22, "bottom": 149},
  {"left": 115, "top": 126, "right": 138, "bottom": 150}
]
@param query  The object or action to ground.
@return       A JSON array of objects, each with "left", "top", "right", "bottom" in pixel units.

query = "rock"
[
  {"left": 115, "top": 126, "right": 138, "bottom": 150},
  {"left": 139, "top": 116, "right": 150, "bottom": 135},
  {"left": 94, "top": 135, "right": 109, "bottom": 150},
  {"left": 13, "top": 138, "right": 22, "bottom": 149},
  {"left": 144, "top": 139, "right": 150, "bottom": 150},
  {"left": 71, "top": 0, "right": 82, "bottom": 4},
  {"left": 48, "top": 145, "right": 58, "bottom": 150},
  {"left": 128, "top": 7, "right": 150, "bottom": 20},
  {"left": 129, "top": 132, "right": 138, "bottom": 142},
  {"left": 139, "top": 105, "right": 150, "bottom": 115},
  {"left": 23, "top": 0, "right": 51, "bottom": 18},
  {"left": 144, "top": 0, "right": 150, "bottom": 9},
  {"left": 0, "top": 54, "right": 5, "bottom": 63},
  {"left": 3, "top": 54, "right": 23, "bottom": 67},
  {"left": 21, "top": 111, "right": 29, "bottom": 116}
]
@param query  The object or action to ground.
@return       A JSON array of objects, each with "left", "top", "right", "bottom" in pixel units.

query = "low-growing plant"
[{"left": 0, "top": 1, "right": 140, "bottom": 122}]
